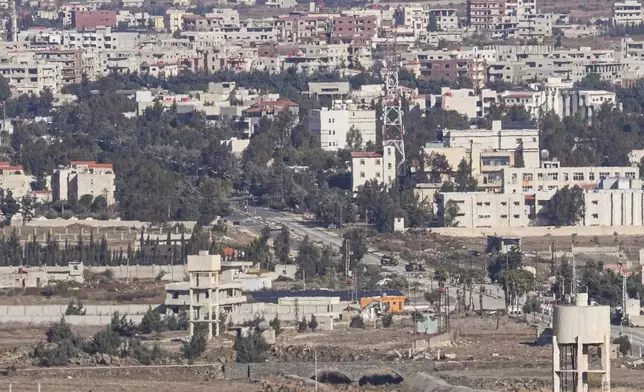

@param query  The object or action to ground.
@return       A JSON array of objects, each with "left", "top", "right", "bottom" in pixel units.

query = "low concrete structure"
[{"left": 0, "top": 262, "right": 84, "bottom": 288}]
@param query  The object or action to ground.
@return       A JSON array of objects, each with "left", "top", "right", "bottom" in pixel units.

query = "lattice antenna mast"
[{"left": 382, "top": 31, "right": 406, "bottom": 175}]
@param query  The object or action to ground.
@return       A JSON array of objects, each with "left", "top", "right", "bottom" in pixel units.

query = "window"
[
  {"left": 388, "top": 163, "right": 392, "bottom": 169},
  {"left": 537, "top": 173, "right": 543, "bottom": 179},
  {"left": 627, "top": 171, "right": 636, "bottom": 179},
  {"left": 513, "top": 201, "right": 520, "bottom": 206},
  {"left": 513, "top": 214, "right": 520, "bottom": 219},
  {"left": 375, "top": 159, "right": 381, "bottom": 165},
  {"left": 500, "top": 214, "right": 508, "bottom": 219},
  {"left": 564, "top": 172, "right": 569, "bottom": 181},
  {"left": 172, "top": 292, "right": 179, "bottom": 299},
  {"left": 360, "top": 172, "right": 365, "bottom": 178},
  {"left": 375, "top": 172, "right": 381, "bottom": 177},
  {"left": 516, "top": 138, "right": 523, "bottom": 144},
  {"left": 476, "top": 202, "right": 483, "bottom": 206},
  {"left": 592, "top": 200, "right": 599, "bottom": 205},
  {"left": 573, "top": 172, "right": 584, "bottom": 181},
  {"left": 589, "top": 172, "right": 595, "bottom": 181},
  {"left": 484, "top": 202, "right": 491, "bottom": 206},
  {"left": 360, "top": 159, "right": 365, "bottom": 165},
  {"left": 548, "top": 172, "right": 558, "bottom": 181},
  {"left": 501, "top": 202, "right": 507, "bottom": 206},
  {"left": 548, "top": 185, "right": 557, "bottom": 190},
  {"left": 592, "top": 213, "right": 599, "bottom": 219},
  {"left": 599, "top": 172, "right": 609, "bottom": 179}
]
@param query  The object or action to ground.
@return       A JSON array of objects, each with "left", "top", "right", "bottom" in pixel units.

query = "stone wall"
[{"left": 433, "top": 225, "right": 644, "bottom": 238}]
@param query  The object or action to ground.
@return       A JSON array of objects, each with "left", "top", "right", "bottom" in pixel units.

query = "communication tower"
[{"left": 381, "top": 33, "right": 405, "bottom": 175}]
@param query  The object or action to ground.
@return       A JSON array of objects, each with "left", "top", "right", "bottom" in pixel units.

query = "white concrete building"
[
  {"left": 436, "top": 192, "right": 529, "bottom": 227},
  {"left": 584, "top": 189, "right": 644, "bottom": 226},
  {"left": 0, "top": 62, "right": 62, "bottom": 96},
  {"left": 351, "top": 148, "right": 397, "bottom": 193},
  {"left": 445, "top": 120, "right": 540, "bottom": 168},
  {"left": 308, "top": 100, "right": 376, "bottom": 151},
  {"left": 503, "top": 160, "right": 639, "bottom": 194},
  {"left": 612, "top": 0, "right": 643, "bottom": 26}
]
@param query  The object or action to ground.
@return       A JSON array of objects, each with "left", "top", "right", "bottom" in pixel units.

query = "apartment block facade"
[
  {"left": 351, "top": 148, "right": 396, "bottom": 193},
  {"left": 52, "top": 161, "right": 116, "bottom": 206},
  {"left": 436, "top": 192, "right": 528, "bottom": 228}
]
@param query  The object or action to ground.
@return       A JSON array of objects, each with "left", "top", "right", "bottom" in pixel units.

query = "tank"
[{"left": 553, "top": 305, "right": 610, "bottom": 345}]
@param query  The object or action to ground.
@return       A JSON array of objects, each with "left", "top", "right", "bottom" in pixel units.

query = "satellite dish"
[{"left": 540, "top": 149, "right": 550, "bottom": 160}]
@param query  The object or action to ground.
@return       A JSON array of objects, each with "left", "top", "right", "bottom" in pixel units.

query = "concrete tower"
[
  {"left": 187, "top": 250, "right": 222, "bottom": 340},
  {"left": 552, "top": 293, "right": 611, "bottom": 392}
]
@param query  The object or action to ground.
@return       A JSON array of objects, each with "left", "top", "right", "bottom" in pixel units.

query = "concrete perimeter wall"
[
  {"left": 229, "top": 302, "right": 350, "bottom": 323},
  {"left": 433, "top": 225, "right": 644, "bottom": 238},
  {"left": 87, "top": 265, "right": 188, "bottom": 281},
  {"left": 0, "top": 304, "right": 155, "bottom": 325}
]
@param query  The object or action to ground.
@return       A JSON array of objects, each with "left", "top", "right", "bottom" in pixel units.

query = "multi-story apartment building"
[
  {"left": 309, "top": 100, "right": 376, "bottom": 151},
  {"left": 436, "top": 192, "right": 528, "bottom": 227},
  {"left": 182, "top": 9, "right": 239, "bottom": 31},
  {"left": 502, "top": 160, "right": 638, "bottom": 194},
  {"left": 612, "top": 0, "right": 643, "bottom": 26},
  {"left": 445, "top": 120, "right": 540, "bottom": 168},
  {"left": 428, "top": 9, "right": 459, "bottom": 31},
  {"left": 52, "top": 161, "right": 116, "bottom": 206},
  {"left": 418, "top": 57, "right": 487, "bottom": 89},
  {"left": 166, "top": 9, "right": 187, "bottom": 33},
  {"left": 0, "top": 61, "right": 62, "bottom": 95},
  {"left": 439, "top": 87, "right": 497, "bottom": 119},
  {"left": 350, "top": 148, "right": 397, "bottom": 193},
  {"left": 403, "top": 5, "right": 427, "bottom": 36},
  {"left": 19, "top": 28, "right": 140, "bottom": 51},
  {"left": 72, "top": 10, "right": 117, "bottom": 29},
  {"left": 32, "top": 49, "right": 83, "bottom": 85}
]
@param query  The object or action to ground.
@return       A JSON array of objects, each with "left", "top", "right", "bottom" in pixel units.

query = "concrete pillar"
[
  {"left": 576, "top": 337, "right": 583, "bottom": 392},
  {"left": 552, "top": 335, "right": 560, "bottom": 392},
  {"left": 215, "top": 273, "right": 220, "bottom": 337},
  {"left": 601, "top": 334, "right": 611, "bottom": 392},
  {"left": 208, "top": 271, "right": 213, "bottom": 340}
]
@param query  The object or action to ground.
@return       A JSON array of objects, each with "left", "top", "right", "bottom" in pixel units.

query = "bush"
[
  {"left": 65, "top": 299, "right": 86, "bottom": 316},
  {"left": 139, "top": 307, "right": 164, "bottom": 334},
  {"left": 181, "top": 333, "right": 207, "bottom": 362},
  {"left": 234, "top": 330, "right": 270, "bottom": 363},
  {"left": 33, "top": 339, "right": 78, "bottom": 367},
  {"left": 350, "top": 316, "right": 365, "bottom": 329},
  {"left": 298, "top": 316, "right": 308, "bottom": 332},
  {"left": 382, "top": 313, "right": 394, "bottom": 328},
  {"left": 110, "top": 312, "right": 136, "bottom": 337},
  {"left": 614, "top": 335, "right": 631, "bottom": 356},
  {"left": 269, "top": 315, "right": 282, "bottom": 336},
  {"left": 129, "top": 339, "right": 167, "bottom": 365},
  {"left": 308, "top": 315, "right": 318, "bottom": 332},
  {"left": 46, "top": 318, "right": 78, "bottom": 344},
  {"left": 85, "top": 327, "right": 121, "bottom": 356}
]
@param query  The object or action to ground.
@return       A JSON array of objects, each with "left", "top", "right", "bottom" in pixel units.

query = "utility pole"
[{"left": 571, "top": 252, "right": 576, "bottom": 297}]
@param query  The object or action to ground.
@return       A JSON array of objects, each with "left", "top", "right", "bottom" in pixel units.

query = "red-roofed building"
[
  {"left": 242, "top": 99, "right": 299, "bottom": 137},
  {"left": 351, "top": 146, "right": 397, "bottom": 193}
]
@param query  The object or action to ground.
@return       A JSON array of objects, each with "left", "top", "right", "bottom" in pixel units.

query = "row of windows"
[
  {"left": 478, "top": 214, "right": 521, "bottom": 219},
  {"left": 519, "top": 171, "right": 636, "bottom": 182}
]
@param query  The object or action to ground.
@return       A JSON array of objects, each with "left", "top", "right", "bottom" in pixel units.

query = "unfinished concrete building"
[
  {"left": 187, "top": 250, "right": 221, "bottom": 340},
  {"left": 552, "top": 293, "right": 611, "bottom": 392}
]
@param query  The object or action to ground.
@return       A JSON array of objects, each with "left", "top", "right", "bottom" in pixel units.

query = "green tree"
[
  {"left": 454, "top": 158, "right": 477, "bottom": 191},
  {"left": 341, "top": 229, "right": 368, "bottom": 271},
  {"left": 546, "top": 186, "right": 585, "bottom": 226},
  {"left": 308, "top": 315, "right": 318, "bottom": 332},
  {"left": 443, "top": 199, "right": 460, "bottom": 227},
  {"left": 273, "top": 225, "right": 290, "bottom": 263},
  {"left": 346, "top": 126, "right": 363, "bottom": 151},
  {"left": 425, "top": 151, "right": 452, "bottom": 183},
  {"left": 0, "top": 76, "right": 10, "bottom": 102},
  {"left": 85, "top": 327, "right": 121, "bottom": 355},
  {"left": 295, "top": 236, "right": 323, "bottom": 278},
  {"left": 139, "top": 307, "right": 164, "bottom": 334},
  {"left": 234, "top": 329, "right": 270, "bottom": 363},
  {"left": 181, "top": 332, "right": 207, "bottom": 362}
]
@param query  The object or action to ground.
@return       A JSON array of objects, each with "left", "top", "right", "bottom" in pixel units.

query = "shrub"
[
  {"left": 65, "top": 299, "right": 86, "bottom": 316},
  {"left": 181, "top": 333, "right": 207, "bottom": 362},
  {"left": 614, "top": 335, "right": 631, "bottom": 356},
  {"left": 33, "top": 339, "right": 78, "bottom": 367},
  {"left": 298, "top": 316, "right": 308, "bottom": 332},
  {"left": 234, "top": 330, "right": 270, "bottom": 363},
  {"left": 350, "top": 316, "right": 365, "bottom": 329},
  {"left": 382, "top": 313, "right": 394, "bottom": 328},
  {"left": 129, "top": 339, "right": 167, "bottom": 365},
  {"left": 110, "top": 312, "right": 136, "bottom": 337},
  {"left": 85, "top": 327, "right": 121, "bottom": 356},
  {"left": 139, "top": 307, "right": 164, "bottom": 334},
  {"left": 46, "top": 318, "right": 78, "bottom": 344},
  {"left": 308, "top": 315, "right": 318, "bottom": 332},
  {"left": 269, "top": 315, "right": 282, "bottom": 336}
]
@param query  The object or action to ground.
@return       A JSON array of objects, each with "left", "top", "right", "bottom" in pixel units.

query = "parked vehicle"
[{"left": 380, "top": 255, "right": 399, "bottom": 266}]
